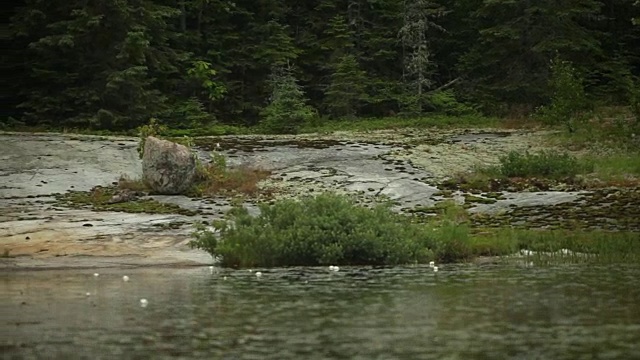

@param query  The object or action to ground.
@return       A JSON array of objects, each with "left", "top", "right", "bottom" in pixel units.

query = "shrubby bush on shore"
[{"left": 190, "top": 193, "right": 443, "bottom": 268}]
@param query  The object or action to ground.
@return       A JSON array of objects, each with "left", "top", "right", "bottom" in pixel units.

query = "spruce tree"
[
  {"left": 325, "top": 54, "right": 369, "bottom": 118},
  {"left": 261, "top": 64, "right": 316, "bottom": 134},
  {"left": 398, "top": 0, "right": 447, "bottom": 115},
  {"left": 322, "top": 15, "right": 369, "bottom": 118}
]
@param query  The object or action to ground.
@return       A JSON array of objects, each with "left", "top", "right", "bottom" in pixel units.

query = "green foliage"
[
  {"left": 299, "top": 114, "right": 499, "bottom": 133},
  {"left": 498, "top": 150, "right": 593, "bottom": 180},
  {"left": 190, "top": 145, "right": 270, "bottom": 197},
  {"left": 55, "top": 186, "right": 197, "bottom": 215},
  {"left": 190, "top": 193, "right": 435, "bottom": 268},
  {"left": 459, "top": 0, "right": 601, "bottom": 112},
  {"left": 398, "top": 0, "right": 447, "bottom": 115},
  {"left": 136, "top": 118, "right": 167, "bottom": 159},
  {"left": 11, "top": 0, "right": 184, "bottom": 129},
  {"left": 260, "top": 65, "right": 316, "bottom": 134},
  {"left": 190, "top": 194, "right": 640, "bottom": 268},
  {"left": 161, "top": 97, "right": 215, "bottom": 129},
  {"left": 537, "top": 57, "right": 589, "bottom": 132},
  {"left": 324, "top": 55, "right": 369, "bottom": 118},
  {"left": 629, "top": 80, "right": 640, "bottom": 125},
  {"left": 426, "top": 90, "right": 478, "bottom": 116},
  {"left": 187, "top": 61, "right": 226, "bottom": 102},
  {"left": 6, "top": 0, "right": 639, "bottom": 126}
]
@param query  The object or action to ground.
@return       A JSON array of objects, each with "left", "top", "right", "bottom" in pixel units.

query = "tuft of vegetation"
[
  {"left": 116, "top": 175, "right": 149, "bottom": 192},
  {"left": 190, "top": 195, "right": 640, "bottom": 268},
  {"left": 55, "top": 186, "right": 198, "bottom": 215},
  {"left": 536, "top": 57, "right": 589, "bottom": 133},
  {"left": 190, "top": 151, "right": 272, "bottom": 197},
  {"left": 498, "top": 150, "right": 593, "bottom": 180},
  {"left": 442, "top": 150, "right": 596, "bottom": 192},
  {"left": 136, "top": 118, "right": 168, "bottom": 159},
  {"left": 190, "top": 193, "right": 436, "bottom": 268}
]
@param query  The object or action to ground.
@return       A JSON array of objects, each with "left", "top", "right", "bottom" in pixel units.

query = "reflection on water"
[{"left": 2, "top": 264, "right": 640, "bottom": 359}]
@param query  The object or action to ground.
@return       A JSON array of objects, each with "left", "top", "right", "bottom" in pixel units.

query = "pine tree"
[
  {"left": 261, "top": 64, "right": 316, "bottom": 134},
  {"left": 325, "top": 54, "right": 369, "bottom": 118},
  {"left": 398, "top": 0, "right": 447, "bottom": 115}
]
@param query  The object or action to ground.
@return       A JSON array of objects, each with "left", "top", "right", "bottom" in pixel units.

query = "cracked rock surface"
[{"left": 0, "top": 129, "right": 599, "bottom": 269}]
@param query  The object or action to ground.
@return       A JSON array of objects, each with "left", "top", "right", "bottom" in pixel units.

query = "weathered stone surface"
[
  {"left": 2, "top": 129, "right": 635, "bottom": 269},
  {"left": 142, "top": 136, "right": 196, "bottom": 194}
]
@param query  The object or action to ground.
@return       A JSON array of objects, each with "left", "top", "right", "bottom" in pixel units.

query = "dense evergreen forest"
[{"left": 3, "top": 0, "right": 640, "bottom": 131}]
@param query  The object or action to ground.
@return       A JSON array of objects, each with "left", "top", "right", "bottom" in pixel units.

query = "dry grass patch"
[{"left": 202, "top": 166, "right": 272, "bottom": 196}]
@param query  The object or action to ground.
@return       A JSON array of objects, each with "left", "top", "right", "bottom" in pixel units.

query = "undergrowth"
[{"left": 190, "top": 195, "right": 640, "bottom": 268}]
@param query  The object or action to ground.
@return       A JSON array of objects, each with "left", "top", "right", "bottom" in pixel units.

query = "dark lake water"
[{"left": 2, "top": 263, "right": 640, "bottom": 359}]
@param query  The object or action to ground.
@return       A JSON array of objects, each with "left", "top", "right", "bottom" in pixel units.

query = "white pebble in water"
[
  {"left": 429, "top": 261, "right": 435, "bottom": 268},
  {"left": 433, "top": 266, "right": 439, "bottom": 272},
  {"left": 85, "top": 292, "right": 91, "bottom": 297},
  {"left": 140, "top": 299, "right": 148, "bottom": 308},
  {"left": 122, "top": 275, "right": 130, "bottom": 282},
  {"left": 93, "top": 273, "right": 99, "bottom": 277},
  {"left": 255, "top": 271, "right": 262, "bottom": 278},
  {"left": 332, "top": 266, "right": 340, "bottom": 272}
]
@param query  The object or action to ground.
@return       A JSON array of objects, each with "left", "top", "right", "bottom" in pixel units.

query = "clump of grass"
[
  {"left": 190, "top": 150, "right": 271, "bottom": 197},
  {"left": 585, "top": 152, "right": 640, "bottom": 186},
  {"left": 443, "top": 150, "right": 596, "bottom": 191},
  {"left": 486, "top": 228, "right": 640, "bottom": 263},
  {"left": 116, "top": 175, "right": 149, "bottom": 192},
  {"left": 498, "top": 150, "right": 593, "bottom": 180}
]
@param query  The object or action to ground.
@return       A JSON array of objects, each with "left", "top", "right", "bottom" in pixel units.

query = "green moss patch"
[{"left": 55, "top": 187, "right": 199, "bottom": 216}]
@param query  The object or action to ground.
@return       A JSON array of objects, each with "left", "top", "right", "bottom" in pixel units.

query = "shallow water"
[{"left": 2, "top": 264, "right": 640, "bottom": 359}]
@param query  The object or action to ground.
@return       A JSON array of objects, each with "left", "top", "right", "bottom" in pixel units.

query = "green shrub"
[
  {"left": 190, "top": 193, "right": 436, "bottom": 268},
  {"left": 136, "top": 118, "right": 167, "bottom": 159},
  {"left": 426, "top": 89, "right": 478, "bottom": 116},
  {"left": 498, "top": 150, "right": 593, "bottom": 180},
  {"left": 536, "top": 57, "right": 589, "bottom": 132}
]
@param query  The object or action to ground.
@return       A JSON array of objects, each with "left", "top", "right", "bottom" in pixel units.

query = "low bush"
[
  {"left": 498, "top": 150, "right": 593, "bottom": 180},
  {"left": 190, "top": 194, "right": 640, "bottom": 267},
  {"left": 190, "top": 193, "right": 437, "bottom": 268}
]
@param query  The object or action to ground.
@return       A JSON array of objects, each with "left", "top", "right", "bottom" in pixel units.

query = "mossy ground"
[{"left": 55, "top": 186, "right": 199, "bottom": 216}]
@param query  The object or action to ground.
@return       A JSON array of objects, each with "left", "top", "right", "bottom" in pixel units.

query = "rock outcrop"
[{"left": 142, "top": 136, "right": 196, "bottom": 194}]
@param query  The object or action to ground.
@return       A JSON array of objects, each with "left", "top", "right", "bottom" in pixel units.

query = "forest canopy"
[{"left": 3, "top": 0, "right": 639, "bottom": 130}]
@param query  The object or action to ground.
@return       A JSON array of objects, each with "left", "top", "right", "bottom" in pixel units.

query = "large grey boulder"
[{"left": 142, "top": 136, "right": 197, "bottom": 194}]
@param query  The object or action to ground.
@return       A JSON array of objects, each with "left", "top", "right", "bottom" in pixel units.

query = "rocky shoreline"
[{"left": 1, "top": 129, "right": 637, "bottom": 269}]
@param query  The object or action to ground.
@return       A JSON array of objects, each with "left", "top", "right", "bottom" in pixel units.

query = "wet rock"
[{"left": 142, "top": 137, "right": 196, "bottom": 195}]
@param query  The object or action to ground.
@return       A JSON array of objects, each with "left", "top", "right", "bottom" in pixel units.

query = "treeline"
[{"left": 4, "top": 0, "right": 640, "bottom": 130}]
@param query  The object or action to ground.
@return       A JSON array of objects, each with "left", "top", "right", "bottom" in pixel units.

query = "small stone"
[{"left": 122, "top": 275, "right": 130, "bottom": 282}]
